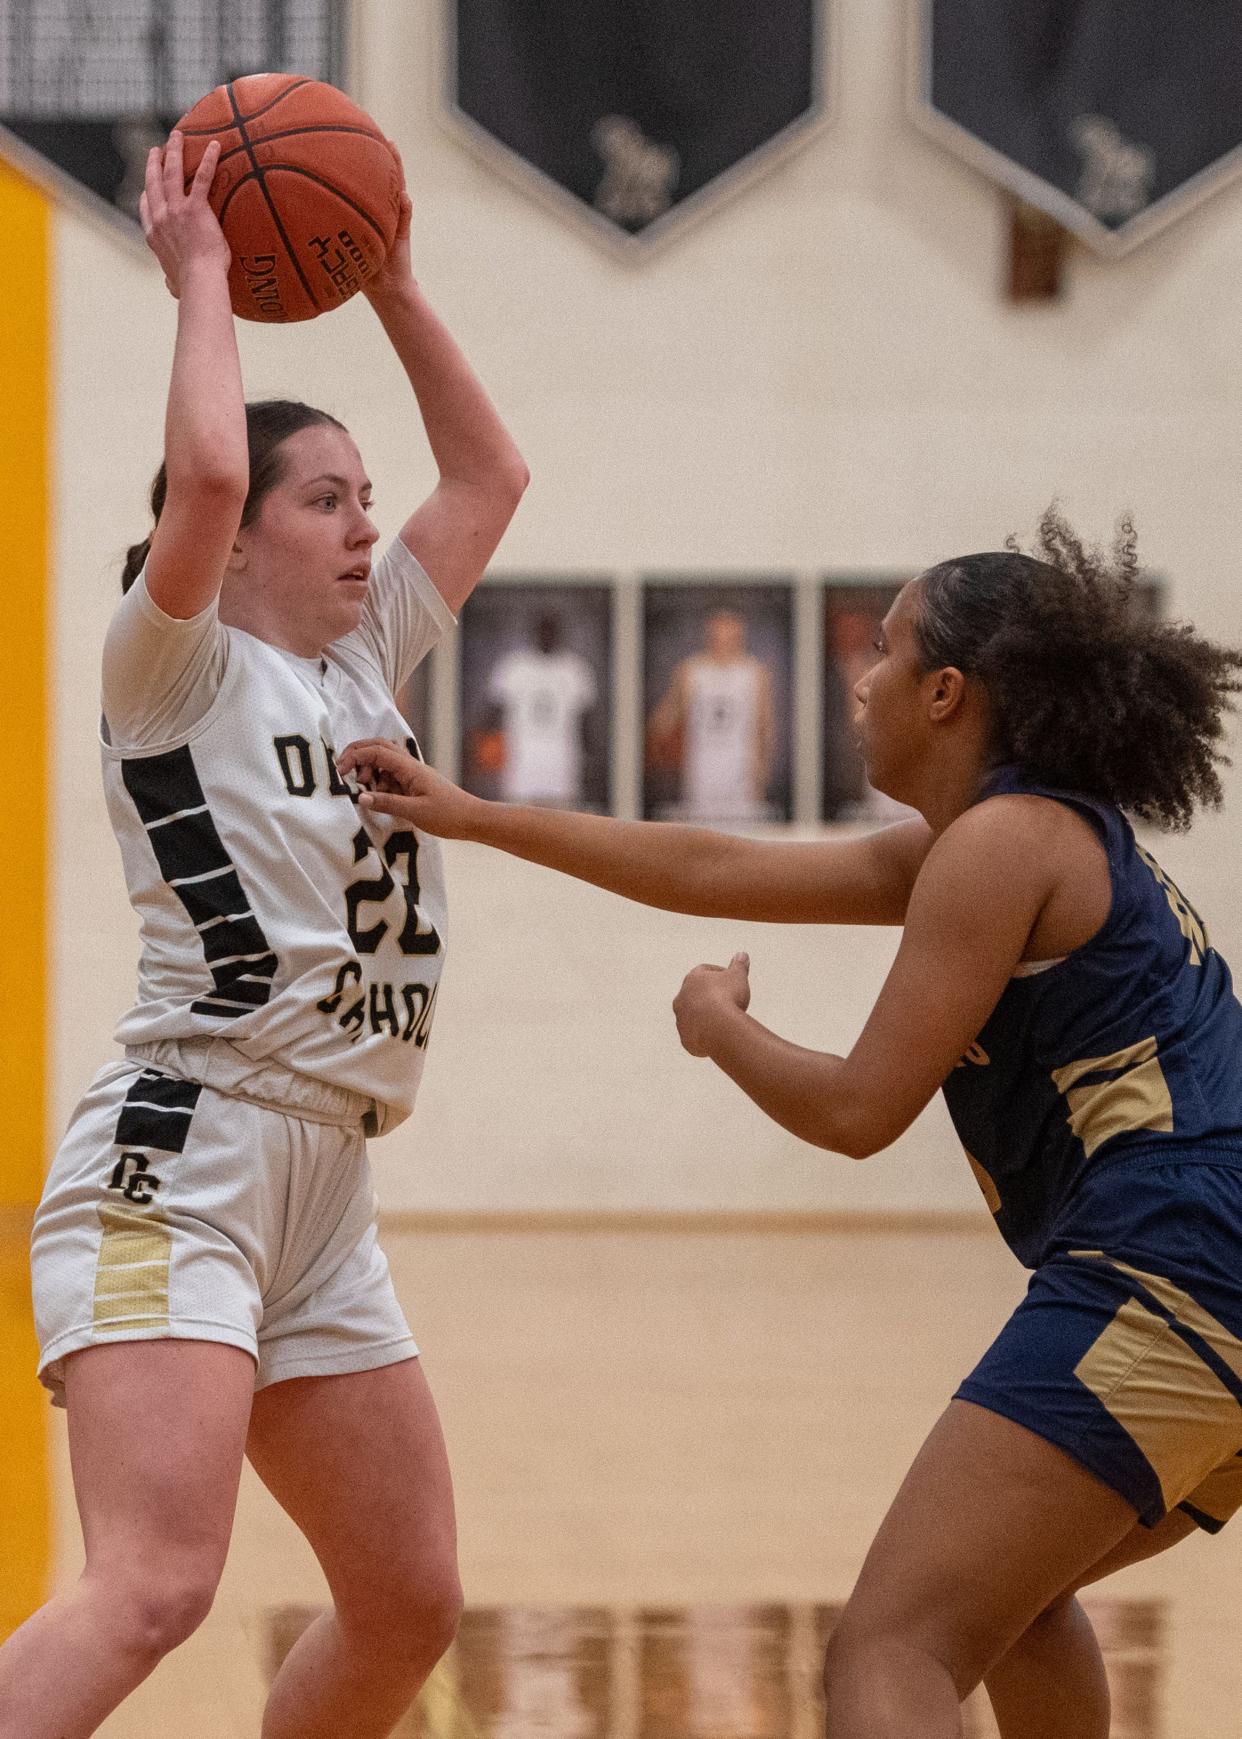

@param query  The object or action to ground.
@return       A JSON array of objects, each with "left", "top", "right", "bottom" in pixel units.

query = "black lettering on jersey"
[
  {"left": 316, "top": 969, "right": 440, "bottom": 1046},
  {"left": 322, "top": 740, "right": 354, "bottom": 798},
  {"left": 401, "top": 982, "right": 429, "bottom": 1040},
  {"left": 121, "top": 748, "right": 278, "bottom": 1022},
  {"left": 340, "top": 989, "right": 367, "bottom": 1040},
  {"left": 398, "top": 981, "right": 439, "bottom": 1047},
  {"left": 369, "top": 982, "right": 401, "bottom": 1038},
  {"left": 274, "top": 735, "right": 316, "bottom": 797},
  {"left": 317, "top": 959, "right": 367, "bottom": 1044},
  {"left": 346, "top": 826, "right": 398, "bottom": 953},
  {"left": 385, "top": 832, "right": 443, "bottom": 955},
  {"left": 317, "top": 959, "right": 363, "bottom": 1015},
  {"left": 274, "top": 736, "right": 358, "bottom": 800},
  {"left": 106, "top": 1151, "right": 161, "bottom": 1204},
  {"left": 344, "top": 827, "right": 444, "bottom": 959},
  {"left": 412, "top": 981, "right": 438, "bottom": 1049}
]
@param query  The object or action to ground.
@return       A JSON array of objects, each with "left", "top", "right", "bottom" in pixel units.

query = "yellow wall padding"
[{"left": 0, "top": 152, "right": 51, "bottom": 1633}]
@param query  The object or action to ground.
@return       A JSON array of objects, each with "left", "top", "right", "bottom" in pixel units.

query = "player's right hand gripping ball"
[{"left": 175, "top": 73, "right": 402, "bottom": 322}]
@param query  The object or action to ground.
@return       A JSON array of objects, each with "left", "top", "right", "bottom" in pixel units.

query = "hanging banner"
[
  {"left": 0, "top": 0, "right": 347, "bottom": 231},
  {"left": 910, "top": 0, "right": 1242, "bottom": 256},
  {"left": 449, "top": 0, "right": 827, "bottom": 254}
]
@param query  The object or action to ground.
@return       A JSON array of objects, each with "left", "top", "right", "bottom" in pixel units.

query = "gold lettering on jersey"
[
  {"left": 1050, "top": 1036, "right": 1173, "bottom": 1157},
  {"left": 963, "top": 1149, "right": 1001, "bottom": 1213},
  {"left": 1136, "top": 844, "right": 1207, "bottom": 965},
  {"left": 956, "top": 1041, "right": 990, "bottom": 1068}
]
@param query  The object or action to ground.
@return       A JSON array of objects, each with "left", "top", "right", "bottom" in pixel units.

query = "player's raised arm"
[
  {"left": 337, "top": 739, "right": 933, "bottom": 925},
  {"left": 363, "top": 176, "right": 529, "bottom": 615},
  {"left": 140, "top": 132, "right": 249, "bottom": 619}
]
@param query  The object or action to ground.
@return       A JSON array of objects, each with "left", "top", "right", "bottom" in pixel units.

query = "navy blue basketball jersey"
[{"left": 941, "top": 766, "right": 1242, "bottom": 1266}]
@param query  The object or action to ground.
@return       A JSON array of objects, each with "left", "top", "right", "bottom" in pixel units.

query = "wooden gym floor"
[{"left": 23, "top": 1221, "right": 1242, "bottom": 1735}]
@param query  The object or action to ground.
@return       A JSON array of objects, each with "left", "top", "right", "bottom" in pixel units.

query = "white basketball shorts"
[{"left": 32, "top": 1058, "right": 417, "bottom": 1404}]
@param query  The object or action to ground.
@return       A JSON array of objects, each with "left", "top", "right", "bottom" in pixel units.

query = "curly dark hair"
[{"left": 912, "top": 508, "right": 1242, "bottom": 829}]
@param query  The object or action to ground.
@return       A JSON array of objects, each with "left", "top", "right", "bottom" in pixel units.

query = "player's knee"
[
  {"left": 823, "top": 1610, "right": 982, "bottom": 1706},
  {"left": 342, "top": 1561, "right": 463, "bottom": 1666},
  {"left": 414, "top": 1573, "right": 464, "bottom": 1661},
  {"left": 98, "top": 1563, "right": 220, "bottom": 1662},
  {"left": 823, "top": 1616, "right": 874, "bottom": 1703}
]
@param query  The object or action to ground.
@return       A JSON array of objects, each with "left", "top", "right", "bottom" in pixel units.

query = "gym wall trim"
[{"left": 0, "top": 152, "right": 51, "bottom": 1634}]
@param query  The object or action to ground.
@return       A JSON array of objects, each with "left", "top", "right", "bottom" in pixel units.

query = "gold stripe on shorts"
[
  {"left": 92, "top": 1204, "right": 173, "bottom": 1335},
  {"left": 1070, "top": 1250, "right": 1242, "bottom": 1510}
]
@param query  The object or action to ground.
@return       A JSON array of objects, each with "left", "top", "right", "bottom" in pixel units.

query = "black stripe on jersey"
[
  {"left": 114, "top": 1071, "right": 202, "bottom": 1154},
  {"left": 121, "top": 747, "right": 206, "bottom": 822},
  {"left": 191, "top": 951, "right": 282, "bottom": 1017},
  {"left": 147, "top": 813, "right": 234, "bottom": 883},
  {"left": 121, "top": 747, "right": 278, "bottom": 1022},
  {"left": 208, "top": 956, "right": 280, "bottom": 1003},
  {"left": 175, "top": 869, "right": 251, "bottom": 928},
  {"left": 198, "top": 914, "right": 270, "bottom": 964}
]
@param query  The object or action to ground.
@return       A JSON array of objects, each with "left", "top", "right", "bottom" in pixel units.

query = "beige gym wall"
[{"left": 51, "top": 0, "right": 1242, "bottom": 1214}]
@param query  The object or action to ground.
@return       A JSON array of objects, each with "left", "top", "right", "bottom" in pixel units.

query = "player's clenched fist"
[
  {"left": 336, "top": 739, "right": 483, "bottom": 839},
  {"left": 673, "top": 953, "right": 751, "bottom": 1057}
]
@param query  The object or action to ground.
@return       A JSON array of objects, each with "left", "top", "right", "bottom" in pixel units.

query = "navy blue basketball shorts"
[{"left": 956, "top": 1154, "right": 1242, "bottom": 1534}]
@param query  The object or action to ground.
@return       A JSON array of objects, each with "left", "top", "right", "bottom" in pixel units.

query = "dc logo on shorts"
[{"left": 106, "top": 1151, "right": 161, "bottom": 1205}]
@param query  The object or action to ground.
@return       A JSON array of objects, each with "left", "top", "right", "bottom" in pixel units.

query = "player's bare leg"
[
  {"left": 248, "top": 1357, "right": 461, "bottom": 1739},
  {"left": 820, "top": 1399, "right": 1139, "bottom": 1738},
  {"left": 0, "top": 1340, "right": 254, "bottom": 1739},
  {"left": 981, "top": 1507, "right": 1196, "bottom": 1739}
]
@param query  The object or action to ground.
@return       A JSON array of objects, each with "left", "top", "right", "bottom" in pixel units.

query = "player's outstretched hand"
[
  {"left": 336, "top": 739, "right": 481, "bottom": 838},
  {"left": 139, "top": 131, "right": 230, "bottom": 298},
  {"left": 673, "top": 953, "right": 751, "bottom": 1057}
]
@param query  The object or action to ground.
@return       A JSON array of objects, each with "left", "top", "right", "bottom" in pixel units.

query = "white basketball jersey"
[
  {"left": 488, "top": 647, "right": 597, "bottom": 803},
  {"left": 683, "top": 655, "right": 763, "bottom": 820},
  {"left": 100, "top": 539, "right": 453, "bottom": 1138}
]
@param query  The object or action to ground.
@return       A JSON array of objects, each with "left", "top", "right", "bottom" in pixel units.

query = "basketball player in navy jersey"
[
  {"left": 341, "top": 513, "right": 1242, "bottom": 1739},
  {"left": 0, "top": 133, "right": 526, "bottom": 1738}
]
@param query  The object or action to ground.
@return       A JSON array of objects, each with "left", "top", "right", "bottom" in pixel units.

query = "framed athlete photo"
[
  {"left": 458, "top": 580, "right": 612, "bottom": 812},
  {"left": 821, "top": 579, "right": 917, "bottom": 824},
  {"left": 641, "top": 579, "right": 794, "bottom": 824}
]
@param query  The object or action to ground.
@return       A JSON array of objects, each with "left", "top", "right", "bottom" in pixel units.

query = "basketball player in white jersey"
[
  {"left": 0, "top": 134, "right": 527, "bottom": 1739},
  {"left": 647, "top": 609, "right": 776, "bottom": 821},
  {"left": 484, "top": 612, "right": 598, "bottom": 805}
]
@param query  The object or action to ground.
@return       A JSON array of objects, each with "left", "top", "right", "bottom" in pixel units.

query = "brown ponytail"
[{"left": 121, "top": 537, "right": 153, "bottom": 594}]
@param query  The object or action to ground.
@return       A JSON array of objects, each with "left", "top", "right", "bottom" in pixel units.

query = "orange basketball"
[{"left": 176, "top": 73, "right": 403, "bottom": 323}]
